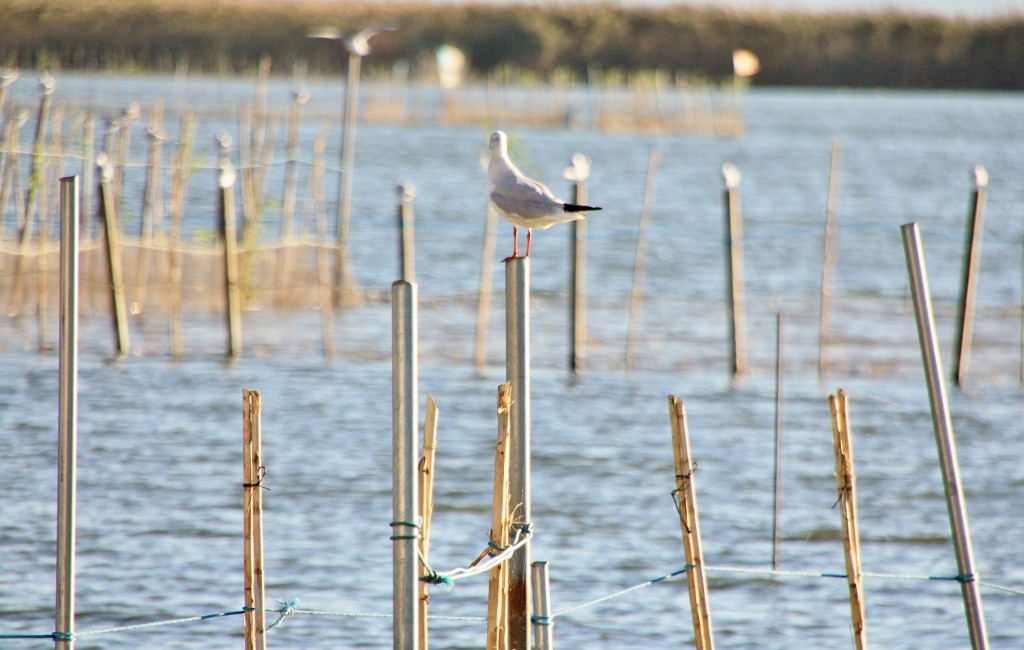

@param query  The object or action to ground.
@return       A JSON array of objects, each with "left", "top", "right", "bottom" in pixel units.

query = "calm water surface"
[{"left": 1, "top": 75, "right": 1023, "bottom": 648}]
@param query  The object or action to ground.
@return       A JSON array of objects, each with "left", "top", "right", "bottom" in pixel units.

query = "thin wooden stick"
[
  {"left": 168, "top": 109, "right": 196, "bottom": 357},
  {"left": 722, "top": 163, "right": 747, "bottom": 377},
  {"left": 311, "top": 121, "right": 335, "bottom": 358},
  {"left": 625, "top": 147, "right": 661, "bottom": 371},
  {"left": 818, "top": 139, "right": 841, "bottom": 376},
  {"left": 242, "top": 389, "right": 268, "bottom": 650},
  {"left": 668, "top": 395, "right": 714, "bottom": 650},
  {"left": 829, "top": 389, "right": 866, "bottom": 650},
  {"left": 487, "top": 383, "right": 513, "bottom": 650},
  {"left": 474, "top": 204, "right": 499, "bottom": 373},
  {"left": 417, "top": 395, "right": 440, "bottom": 650}
]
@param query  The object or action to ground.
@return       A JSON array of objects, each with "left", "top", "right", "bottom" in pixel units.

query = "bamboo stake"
[
  {"left": 417, "top": 395, "right": 439, "bottom": 650},
  {"left": 952, "top": 165, "right": 988, "bottom": 387},
  {"left": 242, "top": 389, "right": 268, "bottom": 650},
  {"left": 819, "top": 139, "right": 841, "bottom": 376},
  {"left": 487, "top": 383, "right": 513, "bottom": 650},
  {"left": 829, "top": 389, "right": 866, "bottom": 650},
  {"left": 219, "top": 133, "right": 242, "bottom": 360},
  {"left": 722, "top": 162, "right": 747, "bottom": 377},
  {"left": 97, "top": 153, "right": 130, "bottom": 357},
  {"left": 625, "top": 147, "right": 661, "bottom": 371},
  {"left": 168, "top": 109, "right": 196, "bottom": 358},
  {"left": 80, "top": 113, "right": 95, "bottom": 242},
  {"left": 668, "top": 395, "right": 714, "bottom": 650}
]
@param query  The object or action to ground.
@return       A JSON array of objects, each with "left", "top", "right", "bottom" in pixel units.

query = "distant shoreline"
[{"left": 0, "top": 0, "right": 1021, "bottom": 90}]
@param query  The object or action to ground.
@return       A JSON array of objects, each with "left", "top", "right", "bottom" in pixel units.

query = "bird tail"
[{"left": 563, "top": 203, "right": 601, "bottom": 213}]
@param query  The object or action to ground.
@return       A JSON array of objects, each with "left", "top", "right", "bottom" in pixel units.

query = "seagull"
[{"left": 487, "top": 131, "right": 601, "bottom": 261}]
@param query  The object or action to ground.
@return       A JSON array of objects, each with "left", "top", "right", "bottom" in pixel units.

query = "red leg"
[
  {"left": 524, "top": 229, "right": 532, "bottom": 257},
  {"left": 502, "top": 226, "right": 520, "bottom": 263}
]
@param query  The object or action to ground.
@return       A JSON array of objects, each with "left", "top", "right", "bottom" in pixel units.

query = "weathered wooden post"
[
  {"left": 97, "top": 153, "right": 130, "bottom": 357},
  {"left": 55, "top": 176, "right": 80, "bottom": 650},
  {"left": 168, "top": 109, "right": 196, "bottom": 358},
  {"left": 218, "top": 132, "right": 242, "bottom": 360},
  {"left": 417, "top": 396, "right": 439, "bottom": 650},
  {"left": 901, "top": 222, "right": 988, "bottom": 650},
  {"left": 487, "top": 383, "right": 512, "bottom": 650},
  {"left": 722, "top": 162, "right": 747, "bottom": 378},
  {"left": 564, "top": 153, "right": 591, "bottom": 374},
  {"left": 952, "top": 164, "right": 988, "bottom": 387}
]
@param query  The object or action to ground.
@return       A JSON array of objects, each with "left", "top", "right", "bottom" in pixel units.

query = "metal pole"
[
  {"left": 771, "top": 311, "right": 783, "bottom": 570},
  {"left": 397, "top": 183, "right": 416, "bottom": 283},
  {"left": 565, "top": 153, "right": 591, "bottom": 375},
  {"left": 901, "top": 223, "right": 988, "bottom": 650},
  {"left": 56, "top": 175, "right": 80, "bottom": 650},
  {"left": 531, "top": 561, "right": 553, "bottom": 650},
  {"left": 952, "top": 165, "right": 988, "bottom": 387},
  {"left": 505, "top": 257, "right": 531, "bottom": 649},
  {"left": 392, "top": 280, "right": 419, "bottom": 650},
  {"left": 722, "top": 163, "right": 747, "bottom": 377},
  {"left": 334, "top": 52, "right": 362, "bottom": 305}
]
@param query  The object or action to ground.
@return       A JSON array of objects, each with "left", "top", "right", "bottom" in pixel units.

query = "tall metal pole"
[
  {"left": 397, "top": 183, "right": 416, "bottom": 283},
  {"left": 531, "top": 561, "right": 553, "bottom": 650},
  {"left": 505, "top": 257, "right": 531, "bottom": 649},
  {"left": 56, "top": 176, "right": 80, "bottom": 650},
  {"left": 334, "top": 52, "right": 361, "bottom": 305},
  {"left": 392, "top": 280, "right": 420, "bottom": 650},
  {"left": 952, "top": 165, "right": 988, "bottom": 387},
  {"left": 901, "top": 223, "right": 988, "bottom": 650}
]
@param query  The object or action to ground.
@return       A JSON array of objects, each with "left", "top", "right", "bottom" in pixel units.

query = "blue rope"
[{"left": 266, "top": 599, "right": 299, "bottom": 631}]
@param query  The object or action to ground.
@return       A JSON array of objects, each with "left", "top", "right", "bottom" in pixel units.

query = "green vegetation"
[{"left": 0, "top": 0, "right": 1021, "bottom": 89}]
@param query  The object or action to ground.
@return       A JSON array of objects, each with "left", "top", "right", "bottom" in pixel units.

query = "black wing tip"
[{"left": 563, "top": 203, "right": 601, "bottom": 213}]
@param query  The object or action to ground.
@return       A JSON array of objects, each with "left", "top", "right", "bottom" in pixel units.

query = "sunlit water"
[{"left": 1, "top": 74, "right": 1023, "bottom": 648}]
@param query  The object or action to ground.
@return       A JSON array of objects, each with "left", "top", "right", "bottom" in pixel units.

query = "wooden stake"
[
  {"left": 242, "top": 389, "right": 268, "bottom": 650},
  {"left": 418, "top": 395, "right": 439, "bottom": 650},
  {"left": 668, "top": 395, "right": 714, "bottom": 650},
  {"left": 952, "top": 165, "right": 988, "bottom": 387},
  {"left": 488, "top": 383, "right": 513, "bottom": 650},
  {"left": 722, "top": 163, "right": 747, "bottom": 377},
  {"left": 218, "top": 133, "right": 242, "bottom": 360},
  {"left": 829, "top": 389, "right": 866, "bottom": 650},
  {"left": 98, "top": 154, "right": 130, "bottom": 357}
]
